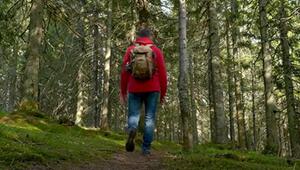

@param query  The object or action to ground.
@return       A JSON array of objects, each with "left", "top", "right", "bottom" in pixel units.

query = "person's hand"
[
  {"left": 120, "top": 93, "right": 127, "bottom": 105},
  {"left": 160, "top": 97, "right": 165, "bottom": 104}
]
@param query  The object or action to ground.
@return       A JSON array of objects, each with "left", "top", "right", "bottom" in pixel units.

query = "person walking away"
[{"left": 120, "top": 28, "right": 167, "bottom": 155}]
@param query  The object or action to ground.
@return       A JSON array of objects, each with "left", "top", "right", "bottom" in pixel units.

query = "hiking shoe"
[
  {"left": 142, "top": 149, "right": 151, "bottom": 156},
  {"left": 125, "top": 130, "right": 136, "bottom": 152}
]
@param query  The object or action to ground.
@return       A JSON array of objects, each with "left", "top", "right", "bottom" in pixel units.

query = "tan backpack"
[{"left": 128, "top": 44, "right": 156, "bottom": 80}]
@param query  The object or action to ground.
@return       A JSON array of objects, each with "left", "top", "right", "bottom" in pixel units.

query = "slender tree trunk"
[
  {"left": 279, "top": 0, "right": 300, "bottom": 158},
  {"left": 7, "top": 47, "right": 18, "bottom": 112},
  {"left": 100, "top": 0, "right": 112, "bottom": 130},
  {"left": 225, "top": 9, "right": 235, "bottom": 144},
  {"left": 0, "top": 48, "right": 4, "bottom": 108},
  {"left": 241, "top": 72, "right": 250, "bottom": 149},
  {"left": 189, "top": 54, "right": 199, "bottom": 144},
  {"left": 207, "top": 0, "right": 228, "bottom": 144},
  {"left": 259, "top": 0, "right": 279, "bottom": 154},
  {"left": 236, "top": 71, "right": 249, "bottom": 149},
  {"left": 229, "top": 0, "right": 247, "bottom": 149},
  {"left": 208, "top": 59, "right": 215, "bottom": 142},
  {"left": 129, "top": 2, "right": 138, "bottom": 44},
  {"left": 75, "top": 67, "right": 85, "bottom": 126},
  {"left": 251, "top": 66, "right": 257, "bottom": 150},
  {"left": 21, "top": 0, "right": 44, "bottom": 109},
  {"left": 234, "top": 71, "right": 247, "bottom": 149},
  {"left": 179, "top": 0, "right": 193, "bottom": 151},
  {"left": 75, "top": 0, "right": 86, "bottom": 126},
  {"left": 93, "top": 7, "right": 101, "bottom": 128}
]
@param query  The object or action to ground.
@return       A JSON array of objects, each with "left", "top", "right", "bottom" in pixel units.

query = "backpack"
[{"left": 127, "top": 44, "right": 156, "bottom": 80}]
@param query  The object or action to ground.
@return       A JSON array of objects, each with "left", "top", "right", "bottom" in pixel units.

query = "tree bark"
[
  {"left": 93, "top": 6, "right": 101, "bottom": 128},
  {"left": 207, "top": 0, "right": 228, "bottom": 144},
  {"left": 7, "top": 46, "right": 18, "bottom": 112},
  {"left": 279, "top": 0, "right": 300, "bottom": 158},
  {"left": 179, "top": 0, "right": 193, "bottom": 151},
  {"left": 225, "top": 6, "right": 235, "bottom": 144},
  {"left": 259, "top": 0, "right": 279, "bottom": 154},
  {"left": 21, "top": 0, "right": 44, "bottom": 109},
  {"left": 100, "top": 0, "right": 112, "bottom": 130},
  {"left": 234, "top": 71, "right": 247, "bottom": 149},
  {"left": 189, "top": 54, "right": 199, "bottom": 144},
  {"left": 251, "top": 66, "right": 257, "bottom": 150},
  {"left": 75, "top": 0, "right": 87, "bottom": 126},
  {"left": 229, "top": 0, "right": 248, "bottom": 149}
]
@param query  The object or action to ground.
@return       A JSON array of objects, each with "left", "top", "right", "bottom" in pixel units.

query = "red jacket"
[{"left": 120, "top": 37, "right": 167, "bottom": 103}]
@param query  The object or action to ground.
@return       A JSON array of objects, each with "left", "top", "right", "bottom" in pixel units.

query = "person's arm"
[
  {"left": 120, "top": 47, "right": 132, "bottom": 104},
  {"left": 155, "top": 48, "right": 167, "bottom": 104}
]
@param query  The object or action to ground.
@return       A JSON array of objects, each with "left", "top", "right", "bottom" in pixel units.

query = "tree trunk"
[
  {"left": 234, "top": 70, "right": 248, "bottom": 149},
  {"left": 189, "top": 54, "right": 199, "bottom": 144},
  {"left": 21, "top": 0, "right": 44, "bottom": 109},
  {"left": 225, "top": 7, "right": 235, "bottom": 144},
  {"left": 128, "top": 2, "right": 139, "bottom": 44},
  {"left": 93, "top": 7, "right": 101, "bottom": 128},
  {"left": 229, "top": 0, "right": 247, "bottom": 149},
  {"left": 178, "top": 0, "right": 193, "bottom": 151},
  {"left": 259, "top": 0, "right": 279, "bottom": 154},
  {"left": 279, "top": 0, "right": 300, "bottom": 158},
  {"left": 75, "top": 67, "right": 85, "bottom": 126},
  {"left": 207, "top": 0, "right": 228, "bottom": 144},
  {"left": 251, "top": 66, "right": 257, "bottom": 150},
  {"left": 7, "top": 47, "right": 18, "bottom": 112},
  {"left": 75, "top": 0, "right": 87, "bottom": 126},
  {"left": 100, "top": 0, "right": 112, "bottom": 130}
]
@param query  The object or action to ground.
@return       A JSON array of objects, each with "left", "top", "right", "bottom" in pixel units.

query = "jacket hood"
[{"left": 134, "top": 37, "right": 154, "bottom": 45}]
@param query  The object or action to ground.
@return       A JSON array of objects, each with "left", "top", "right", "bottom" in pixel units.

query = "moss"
[
  {"left": 0, "top": 110, "right": 7, "bottom": 117},
  {"left": 0, "top": 112, "right": 297, "bottom": 170},
  {"left": 163, "top": 144, "right": 295, "bottom": 170},
  {"left": 0, "top": 112, "right": 122, "bottom": 169}
]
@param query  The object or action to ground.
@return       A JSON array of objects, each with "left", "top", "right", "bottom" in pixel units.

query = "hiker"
[{"left": 120, "top": 28, "right": 167, "bottom": 155}]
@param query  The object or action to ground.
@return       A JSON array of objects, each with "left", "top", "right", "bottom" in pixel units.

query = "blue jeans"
[{"left": 127, "top": 92, "right": 159, "bottom": 153}]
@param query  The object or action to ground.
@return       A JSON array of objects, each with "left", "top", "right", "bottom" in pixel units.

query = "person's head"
[{"left": 137, "top": 28, "right": 153, "bottom": 39}]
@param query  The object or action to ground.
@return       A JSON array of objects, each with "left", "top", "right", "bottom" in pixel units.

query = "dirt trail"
[
  {"left": 97, "top": 150, "right": 167, "bottom": 170},
  {"left": 32, "top": 150, "right": 168, "bottom": 170}
]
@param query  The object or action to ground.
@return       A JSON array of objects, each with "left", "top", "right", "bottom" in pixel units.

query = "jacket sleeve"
[
  {"left": 155, "top": 48, "right": 167, "bottom": 103},
  {"left": 120, "top": 47, "right": 131, "bottom": 101}
]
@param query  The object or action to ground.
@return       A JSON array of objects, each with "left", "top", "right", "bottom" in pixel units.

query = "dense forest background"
[{"left": 1, "top": 0, "right": 300, "bottom": 158}]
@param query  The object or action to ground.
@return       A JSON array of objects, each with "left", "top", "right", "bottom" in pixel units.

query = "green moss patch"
[
  {"left": 163, "top": 144, "right": 298, "bottom": 170},
  {"left": 0, "top": 111, "right": 123, "bottom": 169}
]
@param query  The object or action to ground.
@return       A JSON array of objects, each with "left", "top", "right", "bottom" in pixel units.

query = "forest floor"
[
  {"left": 48, "top": 150, "right": 167, "bottom": 170},
  {"left": 0, "top": 110, "right": 299, "bottom": 170},
  {"left": 97, "top": 150, "right": 166, "bottom": 170}
]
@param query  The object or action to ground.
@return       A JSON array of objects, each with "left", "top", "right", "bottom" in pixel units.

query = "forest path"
[
  {"left": 50, "top": 150, "right": 168, "bottom": 170},
  {"left": 97, "top": 150, "right": 167, "bottom": 170}
]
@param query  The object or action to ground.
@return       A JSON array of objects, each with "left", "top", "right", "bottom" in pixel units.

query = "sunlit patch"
[
  {"left": 160, "top": 0, "right": 172, "bottom": 16},
  {"left": 11, "top": 124, "right": 42, "bottom": 132}
]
